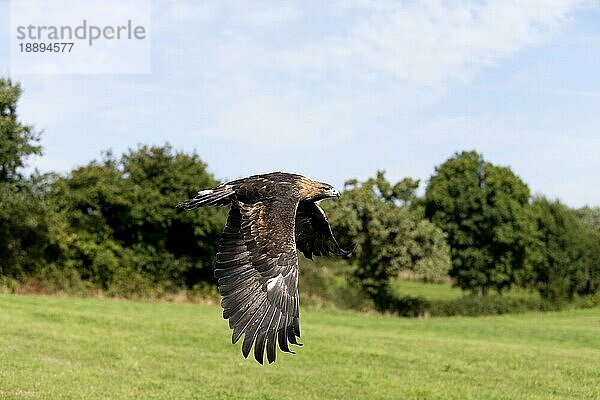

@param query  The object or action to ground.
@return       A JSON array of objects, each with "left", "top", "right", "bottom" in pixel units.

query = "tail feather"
[{"left": 177, "top": 186, "right": 234, "bottom": 209}]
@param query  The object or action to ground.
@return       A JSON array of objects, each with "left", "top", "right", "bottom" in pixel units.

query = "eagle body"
[{"left": 178, "top": 172, "right": 352, "bottom": 364}]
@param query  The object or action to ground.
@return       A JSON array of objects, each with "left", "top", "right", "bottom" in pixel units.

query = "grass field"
[
  {"left": 391, "top": 279, "right": 463, "bottom": 300},
  {"left": 1, "top": 295, "right": 599, "bottom": 400},
  {"left": 391, "top": 279, "right": 540, "bottom": 301},
  {"left": 300, "top": 259, "right": 540, "bottom": 308}
]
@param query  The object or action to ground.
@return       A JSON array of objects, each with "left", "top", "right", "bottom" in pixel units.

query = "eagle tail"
[{"left": 177, "top": 186, "right": 234, "bottom": 209}]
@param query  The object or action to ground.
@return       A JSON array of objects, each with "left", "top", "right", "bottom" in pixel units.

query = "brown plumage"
[{"left": 177, "top": 172, "right": 353, "bottom": 364}]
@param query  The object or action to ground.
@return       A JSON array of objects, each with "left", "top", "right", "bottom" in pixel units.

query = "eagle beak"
[{"left": 328, "top": 188, "right": 340, "bottom": 198}]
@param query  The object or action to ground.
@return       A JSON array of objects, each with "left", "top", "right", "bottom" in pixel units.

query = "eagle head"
[
  {"left": 297, "top": 178, "right": 339, "bottom": 201},
  {"left": 321, "top": 184, "right": 340, "bottom": 199}
]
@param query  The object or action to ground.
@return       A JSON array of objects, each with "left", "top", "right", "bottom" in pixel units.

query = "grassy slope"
[{"left": 1, "top": 295, "right": 599, "bottom": 400}]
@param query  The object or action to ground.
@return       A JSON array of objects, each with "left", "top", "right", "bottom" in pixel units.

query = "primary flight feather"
[{"left": 178, "top": 172, "right": 354, "bottom": 364}]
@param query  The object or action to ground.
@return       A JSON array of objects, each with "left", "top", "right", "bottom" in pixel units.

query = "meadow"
[{"left": 1, "top": 294, "right": 599, "bottom": 400}]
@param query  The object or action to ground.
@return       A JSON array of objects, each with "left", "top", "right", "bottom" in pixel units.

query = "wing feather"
[
  {"left": 278, "top": 320, "right": 292, "bottom": 353},
  {"left": 254, "top": 305, "right": 277, "bottom": 364},
  {"left": 242, "top": 300, "right": 270, "bottom": 358},
  {"left": 266, "top": 311, "right": 282, "bottom": 363},
  {"left": 295, "top": 201, "right": 355, "bottom": 259},
  {"left": 216, "top": 198, "right": 302, "bottom": 363}
]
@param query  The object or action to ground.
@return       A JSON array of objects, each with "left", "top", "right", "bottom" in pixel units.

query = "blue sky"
[{"left": 1, "top": 0, "right": 599, "bottom": 207}]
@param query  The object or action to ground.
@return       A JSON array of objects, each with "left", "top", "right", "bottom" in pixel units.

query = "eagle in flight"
[{"left": 178, "top": 172, "right": 353, "bottom": 364}]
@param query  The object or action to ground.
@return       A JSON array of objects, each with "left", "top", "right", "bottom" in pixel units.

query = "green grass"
[
  {"left": 300, "top": 258, "right": 539, "bottom": 306},
  {"left": 391, "top": 279, "right": 540, "bottom": 301},
  {"left": 391, "top": 279, "right": 463, "bottom": 300},
  {"left": 1, "top": 295, "right": 599, "bottom": 400}
]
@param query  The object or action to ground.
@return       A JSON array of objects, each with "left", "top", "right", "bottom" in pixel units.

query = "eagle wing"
[
  {"left": 215, "top": 198, "right": 302, "bottom": 364},
  {"left": 295, "top": 201, "right": 355, "bottom": 259}
]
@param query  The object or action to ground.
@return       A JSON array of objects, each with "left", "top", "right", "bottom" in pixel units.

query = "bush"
[
  {"left": 386, "top": 293, "right": 600, "bottom": 317},
  {"left": 532, "top": 197, "right": 600, "bottom": 300},
  {"left": 47, "top": 144, "right": 227, "bottom": 291}
]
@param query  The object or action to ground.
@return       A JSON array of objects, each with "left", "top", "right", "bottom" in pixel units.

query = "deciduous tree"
[
  {"left": 532, "top": 197, "right": 600, "bottom": 300},
  {"left": 325, "top": 171, "right": 451, "bottom": 310},
  {"left": 424, "top": 151, "right": 538, "bottom": 295}
]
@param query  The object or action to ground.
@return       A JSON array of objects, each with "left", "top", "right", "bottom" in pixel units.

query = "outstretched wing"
[
  {"left": 215, "top": 198, "right": 302, "bottom": 364},
  {"left": 295, "top": 201, "right": 355, "bottom": 259}
]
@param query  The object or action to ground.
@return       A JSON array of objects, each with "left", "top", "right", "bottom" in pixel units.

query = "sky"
[{"left": 0, "top": 0, "right": 599, "bottom": 207}]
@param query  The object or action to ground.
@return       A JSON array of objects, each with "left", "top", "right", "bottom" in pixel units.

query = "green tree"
[
  {"left": 532, "top": 197, "right": 600, "bottom": 300},
  {"left": 325, "top": 171, "right": 451, "bottom": 311},
  {"left": 575, "top": 206, "right": 600, "bottom": 232},
  {"left": 49, "top": 145, "right": 227, "bottom": 290},
  {"left": 0, "top": 78, "right": 41, "bottom": 183},
  {"left": 424, "top": 151, "right": 538, "bottom": 295},
  {"left": 0, "top": 175, "right": 58, "bottom": 279},
  {"left": 0, "top": 78, "right": 52, "bottom": 279}
]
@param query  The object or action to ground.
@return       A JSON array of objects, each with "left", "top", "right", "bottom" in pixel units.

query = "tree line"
[{"left": 1, "top": 78, "right": 599, "bottom": 309}]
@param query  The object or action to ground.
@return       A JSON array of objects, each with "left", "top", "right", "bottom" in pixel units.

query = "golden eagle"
[{"left": 178, "top": 172, "right": 353, "bottom": 364}]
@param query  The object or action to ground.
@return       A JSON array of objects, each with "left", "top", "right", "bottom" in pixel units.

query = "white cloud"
[
  {"left": 276, "top": 0, "right": 581, "bottom": 86},
  {"left": 16, "top": 0, "right": 586, "bottom": 140},
  {"left": 179, "top": 0, "right": 585, "bottom": 156}
]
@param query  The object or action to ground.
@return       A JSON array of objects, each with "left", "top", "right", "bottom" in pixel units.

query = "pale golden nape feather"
[{"left": 295, "top": 177, "right": 327, "bottom": 200}]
